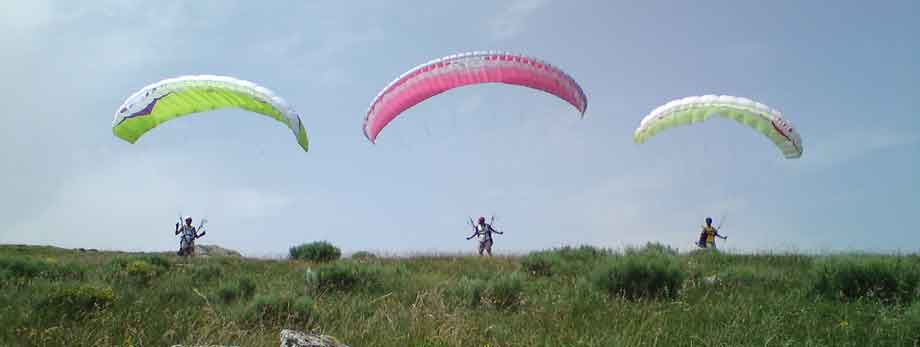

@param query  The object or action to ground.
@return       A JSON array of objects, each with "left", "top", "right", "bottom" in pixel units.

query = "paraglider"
[
  {"left": 175, "top": 216, "right": 207, "bottom": 257},
  {"left": 112, "top": 75, "right": 309, "bottom": 152},
  {"left": 363, "top": 51, "right": 588, "bottom": 143},
  {"left": 634, "top": 95, "right": 802, "bottom": 159},
  {"left": 466, "top": 216, "right": 504, "bottom": 256},
  {"left": 697, "top": 217, "right": 726, "bottom": 249}
]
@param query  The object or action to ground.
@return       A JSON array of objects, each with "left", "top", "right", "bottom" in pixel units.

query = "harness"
[
  {"left": 179, "top": 224, "right": 197, "bottom": 246},
  {"left": 476, "top": 224, "right": 494, "bottom": 242},
  {"left": 702, "top": 225, "right": 716, "bottom": 241}
]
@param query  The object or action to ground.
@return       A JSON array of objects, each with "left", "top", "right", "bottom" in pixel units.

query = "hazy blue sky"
[{"left": 1, "top": 1, "right": 917, "bottom": 257}]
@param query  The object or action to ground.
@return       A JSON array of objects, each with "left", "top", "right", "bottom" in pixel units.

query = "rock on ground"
[
  {"left": 280, "top": 329, "right": 350, "bottom": 347},
  {"left": 169, "top": 330, "right": 348, "bottom": 347}
]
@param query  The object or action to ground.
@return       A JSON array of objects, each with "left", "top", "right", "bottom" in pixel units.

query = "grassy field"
[{"left": 2, "top": 243, "right": 920, "bottom": 346}]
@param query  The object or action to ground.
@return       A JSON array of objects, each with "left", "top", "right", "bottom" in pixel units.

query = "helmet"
[
  {"left": 705, "top": 217, "right": 712, "bottom": 224},
  {"left": 478, "top": 217, "right": 486, "bottom": 224},
  {"left": 185, "top": 216, "right": 193, "bottom": 223}
]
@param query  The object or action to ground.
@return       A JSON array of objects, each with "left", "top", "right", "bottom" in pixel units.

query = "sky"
[{"left": 1, "top": 0, "right": 918, "bottom": 257}]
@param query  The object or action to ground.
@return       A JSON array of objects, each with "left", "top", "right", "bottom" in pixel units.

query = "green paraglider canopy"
[
  {"left": 634, "top": 95, "right": 802, "bottom": 159},
  {"left": 113, "top": 75, "right": 308, "bottom": 152}
]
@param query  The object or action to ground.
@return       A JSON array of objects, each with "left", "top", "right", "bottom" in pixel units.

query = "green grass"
[{"left": 2, "top": 244, "right": 920, "bottom": 346}]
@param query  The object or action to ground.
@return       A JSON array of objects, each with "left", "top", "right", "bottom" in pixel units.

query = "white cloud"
[{"left": 489, "top": 0, "right": 550, "bottom": 40}]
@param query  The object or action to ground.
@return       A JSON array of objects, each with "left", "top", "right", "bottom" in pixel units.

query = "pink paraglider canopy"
[{"left": 363, "top": 51, "right": 588, "bottom": 143}]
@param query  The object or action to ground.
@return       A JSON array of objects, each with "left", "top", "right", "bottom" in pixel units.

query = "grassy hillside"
[{"left": 2, "top": 243, "right": 920, "bottom": 346}]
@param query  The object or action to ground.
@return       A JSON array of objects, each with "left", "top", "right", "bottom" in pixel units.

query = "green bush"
[
  {"left": 217, "top": 277, "right": 257, "bottom": 304},
  {"left": 305, "top": 262, "right": 384, "bottom": 293},
  {"left": 105, "top": 257, "right": 130, "bottom": 269},
  {"left": 626, "top": 242, "right": 678, "bottom": 257},
  {"left": 714, "top": 266, "right": 758, "bottom": 288},
  {"left": 139, "top": 255, "right": 171, "bottom": 270},
  {"left": 49, "top": 262, "right": 87, "bottom": 281},
  {"left": 0, "top": 256, "right": 48, "bottom": 279},
  {"left": 521, "top": 245, "right": 609, "bottom": 277},
  {"left": 444, "top": 273, "right": 523, "bottom": 309},
  {"left": 290, "top": 241, "right": 341, "bottom": 262},
  {"left": 34, "top": 284, "right": 116, "bottom": 318},
  {"left": 0, "top": 268, "right": 12, "bottom": 283},
  {"left": 217, "top": 282, "right": 241, "bottom": 304},
  {"left": 562, "top": 278, "right": 605, "bottom": 316},
  {"left": 351, "top": 251, "right": 377, "bottom": 261},
  {"left": 688, "top": 249, "right": 731, "bottom": 267},
  {"left": 306, "top": 264, "right": 355, "bottom": 291},
  {"left": 102, "top": 258, "right": 126, "bottom": 282},
  {"left": 157, "top": 287, "right": 201, "bottom": 308},
  {"left": 292, "top": 296, "right": 315, "bottom": 320},
  {"left": 444, "top": 277, "right": 487, "bottom": 308},
  {"left": 485, "top": 272, "right": 524, "bottom": 309},
  {"left": 126, "top": 260, "right": 163, "bottom": 285},
  {"left": 0, "top": 256, "right": 85, "bottom": 281},
  {"left": 191, "top": 264, "right": 224, "bottom": 283},
  {"left": 104, "top": 256, "right": 168, "bottom": 284},
  {"left": 590, "top": 253, "right": 686, "bottom": 300},
  {"left": 905, "top": 301, "right": 920, "bottom": 343},
  {"left": 556, "top": 245, "right": 610, "bottom": 263},
  {"left": 244, "top": 294, "right": 314, "bottom": 325},
  {"left": 238, "top": 277, "right": 257, "bottom": 299},
  {"left": 521, "top": 251, "right": 561, "bottom": 277},
  {"left": 812, "top": 256, "right": 920, "bottom": 304}
]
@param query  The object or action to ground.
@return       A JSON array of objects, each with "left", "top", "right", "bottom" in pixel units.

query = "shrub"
[
  {"left": 484, "top": 272, "right": 524, "bottom": 309},
  {"left": 590, "top": 252, "right": 686, "bottom": 300},
  {"left": 688, "top": 249, "right": 739, "bottom": 269},
  {"left": 305, "top": 262, "right": 384, "bottom": 293},
  {"left": 157, "top": 287, "right": 201, "bottom": 308},
  {"left": 191, "top": 264, "right": 224, "bottom": 283},
  {"left": 905, "top": 301, "right": 920, "bottom": 343},
  {"left": 140, "top": 255, "right": 171, "bottom": 270},
  {"left": 245, "top": 294, "right": 314, "bottom": 325},
  {"left": 562, "top": 278, "right": 605, "bottom": 316},
  {"left": 812, "top": 256, "right": 920, "bottom": 304},
  {"left": 0, "top": 256, "right": 48, "bottom": 279},
  {"left": 217, "top": 283, "right": 241, "bottom": 304},
  {"left": 0, "top": 268, "right": 12, "bottom": 283},
  {"left": 444, "top": 277, "right": 487, "bottom": 308},
  {"left": 626, "top": 242, "right": 678, "bottom": 257},
  {"left": 292, "top": 296, "right": 315, "bottom": 320},
  {"left": 521, "top": 252, "right": 561, "bottom": 277},
  {"left": 444, "top": 273, "right": 523, "bottom": 309},
  {"left": 48, "top": 262, "right": 87, "bottom": 281},
  {"left": 0, "top": 256, "right": 85, "bottom": 281},
  {"left": 106, "top": 257, "right": 130, "bottom": 270},
  {"left": 556, "top": 245, "right": 610, "bottom": 263},
  {"left": 723, "top": 270, "right": 755, "bottom": 287},
  {"left": 238, "top": 277, "right": 257, "bottom": 299},
  {"left": 105, "top": 256, "right": 168, "bottom": 284},
  {"left": 351, "top": 251, "right": 377, "bottom": 261},
  {"left": 290, "top": 241, "right": 341, "bottom": 262},
  {"left": 521, "top": 245, "right": 609, "bottom": 277},
  {"left": 217, "top": 277, "right": 258, "bottom": 304},
  {"left": 35, "top": 284, "right": 116, "bottom": 319},
  {"left": 126, "top": 260, "right": 163, "bottom": 285}
]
